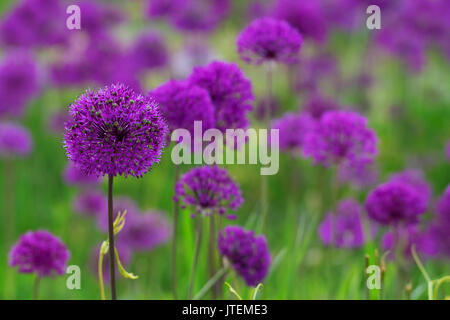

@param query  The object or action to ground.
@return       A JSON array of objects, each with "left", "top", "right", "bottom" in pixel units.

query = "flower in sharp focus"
[
  {"left": 188, "top": 61, "right": 253, "bottom": 133},
  {"left": 0, "top": 122, "right": 33, "bottom": 158},
  {"left": 365, "top": 180, "right": 427, "bottom": 226},
  {"left": 303, "top": 110, "right": 377, "bottom": 167},
  {"left": 64, "top": 83, "right": 168, "bottom": 178},
  {"left": 120, "top": 210, "right": 171, "bottom": 251},
  {"left": 0, "top": 51, "right": 40, "bottom": 117},
  {"left": 150, "top": 79, "right": 215, "bottom": 140},
  {"left": 174, "top": 165, "right": 243, "bottom": 218},
  {"left": 318, "top": 199, "right": 365, "bottom": 248},
  {"left": 63, "top": 162, "right": 101, "bottom": 187},
  {"left": 237, "top": 17, "right": 303, "bottom": 65},
  {"left": 218, "top": 225, "right": 271, "bottom": 286},
  {"left": 9, "top": 230, "right": 70, "bottom": 277},
  {"left": 73, "top": 190, "right": 107, "bottom": 218}
]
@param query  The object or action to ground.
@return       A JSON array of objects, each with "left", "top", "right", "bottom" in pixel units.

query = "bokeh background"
[{"left": 0, "top": 0, "right": 449, "bottom": 299}]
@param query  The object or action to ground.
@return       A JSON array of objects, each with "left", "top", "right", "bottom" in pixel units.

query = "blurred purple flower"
[
  {"left": 147, "top": 0, "right": 175, "bottom": 18},
  {"left": 237, "top": 17, "right": 303, "bottom": 65},
  {"left": 0, "top": 122, "right": 33, "bottom": 158},
  {"left": 9, "top": 230, "right": 70, "bottom": 277},
  {"left": 271, "top": 112, "right": 316, "bottom": 156},
  {"left": 128, "top": 32, "right": 169, "bottom": 73},
  {"left": 63, "top": 162, "right": 101, "bottom": 187},
  {"left": 274, "top": 0, "right": 327, "bottom": 43},
  {"left": 64, "top": 84, "right": 168, "bottom": 178},
  {"left": 303, "top": 94, "right": 339, "bottom": 120},
  {"left": 389, "top": 169, "right": 432, "bottom": 206},
  {"left": 171, "top": 42, "right": 219, "bottom": 78},
  {"left": 295, "top": 54, "right": 338, "bottom": 94},
  {"left": 365, "top": 180, "right": 427, "bottom": 226},
  {"left": 120, "top": 210, "right": 171, "bottom": 251},
  {"left": 73, "top": 190, "right": 107, "bottom": 218},
  {"left": 338, "top": 158, "right": 379, "bottom": 189},
  {"left": 188, "top": 61, "right": 253, "bottom": 133},
  {"left": 75, "top": 0, "right": 125, "bottom": 35},
  {"left": 318, "top": 199, "right": 365, "bottom": 248},
  {"left": 245, "top": 0, "right": 274, "bottom": 21},
  {"left": 47, "top": 109, "right": 71, "bottom": 134},
  {"left": 304, "top": 111, "right": 377, "bottom": 167},
  {"left": 254, "top": 97, "right": 280, "bottom": 121},
  {"left": 436, "top": 185, "right": 450, "bottom": 225},
  {"left": 174, "top": 165, "right": 243, "bottom": 218},
  {"left": 0, "top": 51, "right": 40, "bottom": 117},
  {"left": 218, "top": 225, "right": 271, "bottom": 286}
]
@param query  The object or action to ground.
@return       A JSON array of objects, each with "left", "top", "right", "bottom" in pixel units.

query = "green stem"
[
  {"left": 208, "top": 214, "right": 217, "bottom": 299},
  {"left": 33, "top": 275, "right": 40, "bottom": 300},
  {"left": 107, "top": 174, "right": 117, "bottom": 300},
  {"left": 188, "top": 218, "right": 203, "bottom": 299},
  {"left": 193, "top": 266, "right": 229, "bottom": 300},
  {"left": 98, "top": 243, "right": 106, "bottom": 300},
  {"left": 172, "top": 164, "right": 181, "bottom": 300}
]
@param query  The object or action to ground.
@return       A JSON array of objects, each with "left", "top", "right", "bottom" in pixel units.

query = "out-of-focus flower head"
[
  {"left": 147, "top": 0, "right": 175, "bottom": 18},
  {"left": 295, "top": 54, "right": 338, "bottom": 94},
  {"left": 338, "top": 158, "right": 379, "bottom": 189},
  {"left": 174, "top": 165, "right": 243, "bottom": 218},
  {"left": 0, "top": 51, "right": 40, "bottom": 117},
  {"left": 304, "top": 110, "right": 377, "bottom": 167},
  {"left": 73, "top": 190, "right": 107, "bottom": 218},
  {"left": 303, "top": 94, "right": 339, "bottom": 120},
  {"left": 64, "top": 83, "right": 168, "bottom": 178},
  {"left": 318, "top": 198, "right": 365, "bottom": 248},
  {"left": 75, "top": 0, "right": 125, "bottom": 36},
  {"left": 188, "top": 61, "right": 253, "bottom": 133},
  {"left": 120, "top": 210, "right": 171, "bottom": 251},
  {"left": 9, "top": 230, "right": 70, "bottom": 277},
  {"left": 0, "top": 122, "right": 33, "bottom": 158},
  {"left": 0, "top": 0, "right": 67, "bottom": 48},
  {"left": 427, "top": 185, "right": 450, "bottom": 257},
  {"left": 218, "top": 225, "right": 271, "bottom": 286},
  {"left": 271, "top": 112, "right": 316, "bottom": 156},
  {"left": 254, "top": 97, "right": 280, "bottom": 121},
  {"left": 274, "top": 0, "right": 327, "bottom": 43},
  {"left": 389, "top": 169, "right": 432, "bottom": 206},
  {"left": 128, "top": 31, "right": 169, "bottom": 74},
  {"left": 237, "top": 17, "right": 303, "bottom": 65},
  {"left": 150, "top": 79, "right": 215, "bottom": 142},
  {"left": 63, "top": 162, "right": 101, "bottom": 187},
  {"left": 365, "top": 180, "right": 427, "bottom": 226}
]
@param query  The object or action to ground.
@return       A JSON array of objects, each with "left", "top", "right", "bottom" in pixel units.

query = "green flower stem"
[
  {"left": 193, "top": 265, "right": 229, "bottom": 300},
  {"left": 188, "top": 218, "right": 203, "bottom": 299},
  {"left": 107, "top": 174, "right": 117, "bottom": 300}
]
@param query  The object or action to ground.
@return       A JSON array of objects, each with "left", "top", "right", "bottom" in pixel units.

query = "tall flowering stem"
[
  {"left": 189, "top": 218, "right": 203, "bottom": 299},
  {"left": 107, "top": 175, "right": 117, "bottom": 300}
]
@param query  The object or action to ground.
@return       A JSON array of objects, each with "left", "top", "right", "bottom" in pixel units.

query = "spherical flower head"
[
  {"left": 304, "top": 110, "right": 377, "bottom": 167},
  {"left": 303, "top": 94, "right": 339, "bottom": 120},
  {"left": 0, "top": 122, "right": 33, "bottom": 158},
  {"left": 97, "top": 196, "right": 140, "bottom": 232},
  {"left": 218, "top": 225, "right": 271, "bottom": 286},
  {"left": 120, "top": 210, "right": 171, "bottom": 251},
  {"left": 174, "top": 165, "right": 243, "bottom": 218},
  {"left": 365, "top": 180, "right": 427, "bottom": 226},
  {"left": 150, "top": 79, "right": 215, "bottom": 142},
  {"left": 274, "top": 0, "right": 328, "bottom": 43},
  {"left": 128, "top": 32, "right": 169, "bottom": 73},
  {"left": 73, "top": 190, "right": 107, "bottom": 218},
  {"left": 64, "top": 83, "right": 168, "bottom": 178},
  {"left": 9, "top": 230, "right": 70, "bottom": 277},
  {"left": 63, "top": 162, "right": 101, "bottom": 187},
  {"left": 318, "top": 199, "right": 365, "bottom": 248},
  {"left": 389, "top": 169, "right": 432, "bottom": 205},
  {"left": 237, "top": 17, "right": 303, "bottom": 65},
  {"left": 271, "top": 112, "right": 316, "bottom": 156},
  {"left": 0, "top": 51, "right": 40, "bottom": 117},
  {"left": 188, "top": 61, "right": 253, "bottom": 133},
  {"left": 436, "top": 185, "right": 450, "bottom": 226}
]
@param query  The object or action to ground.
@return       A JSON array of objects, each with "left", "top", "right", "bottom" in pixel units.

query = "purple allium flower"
[
  {"left": 0, "top": 0, "right": 67, "bottom": 48},
  {"left": 9, "top": 230, "right": 70, "bottom": 277},
  {"left": 318, "top": 199, "right": 365, "bottom": 248},
  {"left": 271, "top": 112, "right": 316, "bottom": 156},
  {"left": 218, "top": 225, "right": 271, "bottom": 286},
  {"left": 73, "top": 190, "right": 107, "bottom": 218},
  {"left": 303, "top": 94, "right": 339, "bottom": 120},
  {"left": 150, "top": 79, "right": 215, "bottom": 139},
  {"left": 381, "top": 225, "right": 439, "bottom": 258},
  {"left": 295, "top": 54, "right": 338, "bottom": 94},
  {"left": 64, "top": 83, "right": 168, "bottom": 178},
  {"left": 338, "top": 158, "right": 378, "bottom": 189},
  {"left": 170, "top": 0, "right": 230, "bottom": 33},
  {"left": 97, "top": 196, "right": 141, "bottom": 232},
  {"left": 274, "top": 0, "right": 327, "bottom": 43},
  {"left": 147, "top": 0, "right": 175, "bottom": 18},
  {"left": 188, "top": 61, "right": 253, "bottom": 133},
  {"left": 75, "top": 0, "right": 125, "bottom": 35},
  {"left": 63, "top": 162, "right": 101, "bottom": 187},
  {"left": 237, "top": 17, "right": 303, "bottom": 65},
  {"left": 0, "top": 122, "right": 33, "bottom": 158},
  {"left": 120, "top": 210, "right": 171, "bottom": 251},
  {"left": 303, "top": 111, "right": 377, "bottom": 167},
  {"left": 128, "top": 32, "right": 169, "bottom": 73},
  {"left": 389, "top": 169, "right": 432, "bottom": 205},
  {"left": 365, "top": 180, "right": 427, "bottom": 226},
  {"left": 0, "top": 51, "right": 40, "bottom": 117},
  {"left": 174, "top": 165, "right": 243, "bottom": 218},
  {"left": 245, "top": 0, "right": 274, "bottom": 21}
]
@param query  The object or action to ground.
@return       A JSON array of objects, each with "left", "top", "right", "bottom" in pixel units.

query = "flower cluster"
[
  {"left": 218, "top": 225, "right": 271, "bottom": 286},
  {"left": 9, "top": 230, "right": 70, "bottom": 277},
  {"left": 237, "top": 17, "right": 303, "bottom": 65},
  {"left": 73, "top": 190, "right": 107, "bottom": 218},
  {"left": 64, "top": 84, "right": 168, "bottom": 178},
  {"left": 174, "top": 165, "right": 243, "bottom": 218}
]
